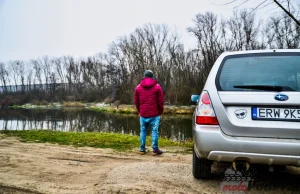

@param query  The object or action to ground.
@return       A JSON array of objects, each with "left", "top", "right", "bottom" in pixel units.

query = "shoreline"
[{"left": 7, "top": 102, "right": 195, "bottom": 115}]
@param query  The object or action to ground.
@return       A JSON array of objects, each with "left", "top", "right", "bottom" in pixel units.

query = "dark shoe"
[
  {"left": 139, "top": 149, "right": 147, "bottom": 155},
  {"left": 152, "top": 149, "right": 163, "bottom": 156}
]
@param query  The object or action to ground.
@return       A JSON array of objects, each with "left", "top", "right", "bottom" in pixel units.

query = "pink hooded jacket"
[{"left": 134, "top": 78, "right": 164, "bottom": 117}]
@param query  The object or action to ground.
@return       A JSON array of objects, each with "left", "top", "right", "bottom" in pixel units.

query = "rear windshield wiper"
[{"left": 233, "top": 85, "right": 296, "bottom": 92}]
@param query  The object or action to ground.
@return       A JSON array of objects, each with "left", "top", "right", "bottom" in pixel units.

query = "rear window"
[{"left": 217, "top": 53, "right": 300, "bottom": 91}]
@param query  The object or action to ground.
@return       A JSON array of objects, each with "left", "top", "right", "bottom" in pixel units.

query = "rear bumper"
[{"left": 193, "top": 125, "right": 300, "bottom": 166}]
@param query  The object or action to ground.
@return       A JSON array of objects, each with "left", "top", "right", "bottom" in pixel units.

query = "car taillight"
[
  {"left": 195, "top": 91, "right": 218, "bottom": 125},
  {"left": 201, "top": 93, "right": 210, "bottom": 104}
]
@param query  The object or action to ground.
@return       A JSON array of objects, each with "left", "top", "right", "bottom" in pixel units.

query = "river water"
[{"left": 0, "top": 108, "right": 193, "bottom": 142}]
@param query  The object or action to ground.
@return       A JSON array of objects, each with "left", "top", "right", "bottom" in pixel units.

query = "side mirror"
[{"left": 190, "top": 94, "right": 200, "bottom": 105}]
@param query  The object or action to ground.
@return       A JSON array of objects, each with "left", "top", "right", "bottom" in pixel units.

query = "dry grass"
[
  {"left": 30, "top": 100, "right": 49, "bottom": 106},
  {"left": 63, "top": 101, "right": 84, "bottom": 107},
  {"left": 164, "top": 106, "right": 195, "bottom": 114},
  {"left": 88, "top": 105, "right": 194, "bottom": 115},
  {"left": 88, "top": 105, "right": 138, "bottom": 114}
]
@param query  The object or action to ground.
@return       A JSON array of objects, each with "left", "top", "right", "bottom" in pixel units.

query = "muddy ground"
[{"left": 1, "top": 135, "right": 300, "bottom": 194}]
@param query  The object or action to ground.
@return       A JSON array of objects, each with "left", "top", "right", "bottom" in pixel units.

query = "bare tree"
[
  {"left": 227, "top": 10, "right": 262, "bottom": 50},
  {"left": 31, "top": 59, "right": 42, "bottom": 91},
  {"left": 63, "top": 56, "right": 84, "bottom": 100},
  {"left": 25, "top": 62, "right": 33, "bottom": 92},
  {"left": 40, "top": 56, "right": 52, "bottom": 96},
  {"left": 265, "top": 6, "right": 300, "bottom": 48},
  {"left": 0, "top": 62, "right": 9, "bottom": 93},
  {"left": 187, "top": 12, "right": 225, "bottom": 82},
  {"left": 1, "top": 4, "right": 299, "bottom": 105},
  {"left": 107, "top": 24, "right": 178, "bottom": 103},
  {"left": 8, "top": 61, "right": 21, "bottom": 92},
  {"left": 18, "top": 61, "right": 26, "bottom": 93}
]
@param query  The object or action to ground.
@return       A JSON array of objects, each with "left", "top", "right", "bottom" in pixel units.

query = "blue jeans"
[{"left": 140, "top": 116, "right": 160, "bottom": 151}]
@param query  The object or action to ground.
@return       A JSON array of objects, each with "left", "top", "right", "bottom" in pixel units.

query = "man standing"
[{"left": 134, "top": 70, "right": 164, "bottom": 156}]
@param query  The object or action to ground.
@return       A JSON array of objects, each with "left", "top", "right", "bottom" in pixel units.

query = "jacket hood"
[{"left": 140, "top": 77, "right": 157, "bottom": 88}]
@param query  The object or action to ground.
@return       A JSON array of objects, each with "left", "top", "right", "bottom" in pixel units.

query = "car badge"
[
  {"left": 274, "top": 94, "right": 288, "bottom": 101},
  {"left": 235, "top": 109, "right": 247, "bottom": 119}
]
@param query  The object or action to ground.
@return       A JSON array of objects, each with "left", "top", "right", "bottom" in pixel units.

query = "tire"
[{"left": 193, "top": 149, "right": 212, "bottom": 179}]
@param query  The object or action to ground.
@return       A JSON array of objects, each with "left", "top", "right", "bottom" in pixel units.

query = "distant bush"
[
  {"left": 85, "top": 92, "right": 97, "bottom": 102},
  {"left": 1, "top": 96, "right": 21, "bottom": 107},
  {"left": 63, "top": 101, "right": 84, "bottom": 107},
  {"left": 19, "top": 94, "right": 30, "bottom": 105},
  {"left": 114, "top": 100, "right": 120, "bottom": 108},
  {"left": 65, "top": 96, "right": 76, "bottom": 101},
  {"left": 30, "top": 100, "right": 40, "bottom": 105},
  {"left": 104, "top": 97, "right": 112, "bottom": 104},
  {"left": 40, "top": 100, "right": 49, "bottom": 105},
  {"left": 31, "top": 100, "right": 49, "bottom": 106}
]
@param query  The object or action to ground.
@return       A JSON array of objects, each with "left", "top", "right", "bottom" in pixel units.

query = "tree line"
[{"left": 0, "top": 8, "right": 299, "bottom": 106}]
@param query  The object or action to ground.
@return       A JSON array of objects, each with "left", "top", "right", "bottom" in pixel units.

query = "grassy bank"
[
  {"left": 88, "top": 104, "right": 194, "bottom": 114},
  {"left": 88, "top": 104, "right": 138, "bottom": 114},
  {"left": 0, "top": 130, "right": 193, "bottom": 152},
  {"left": 8, "top": 102, "right": 195, "bottom": 115}
]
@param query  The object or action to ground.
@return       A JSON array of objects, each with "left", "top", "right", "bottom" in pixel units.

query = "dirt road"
[{"left": 1, "top": 135, "right": 300, "bottom": 194}]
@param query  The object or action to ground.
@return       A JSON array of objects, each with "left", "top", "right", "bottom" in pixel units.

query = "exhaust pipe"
[{"left": 232, "top": 160, "right": 250, "bottom": 172}]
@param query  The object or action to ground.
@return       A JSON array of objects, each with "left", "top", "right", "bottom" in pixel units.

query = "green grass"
[
  {"left": 7, "top": 105, "right": 20, "bottom": 109},
  {"left": 0, "top": 130, "right": 193, "bottom": 152}
]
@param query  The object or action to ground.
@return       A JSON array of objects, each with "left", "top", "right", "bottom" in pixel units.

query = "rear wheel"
[{"left": 193, "top": 149, "right": 212, "bottom": 179}]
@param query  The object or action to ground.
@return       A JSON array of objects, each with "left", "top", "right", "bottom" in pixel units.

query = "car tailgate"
[{"left": 214, "top": 91, "right": 300, "bottom": 139}]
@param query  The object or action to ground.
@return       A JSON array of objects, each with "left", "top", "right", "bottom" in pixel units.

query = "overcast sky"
[{"left": 0, "top": 0, "right": 299, "bottom": 62}]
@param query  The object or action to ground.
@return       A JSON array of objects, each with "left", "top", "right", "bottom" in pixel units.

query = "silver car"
[{"left": 191, "top": 49, "right": 300, "bottom": 179}]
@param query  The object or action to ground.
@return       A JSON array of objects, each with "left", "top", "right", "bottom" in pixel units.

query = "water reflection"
[{"left": 0, "top": 109, "right": 192, "bottom": 142}]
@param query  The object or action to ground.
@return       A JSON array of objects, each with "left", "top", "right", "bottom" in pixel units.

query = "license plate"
[{"left": 252, "top": 107, "right": 300, "bottom": 122}]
